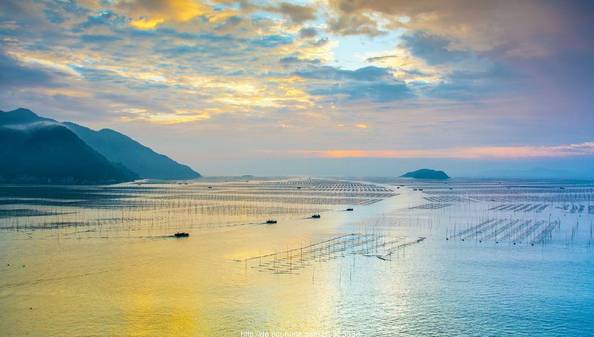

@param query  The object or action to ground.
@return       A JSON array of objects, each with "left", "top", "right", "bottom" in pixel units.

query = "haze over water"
[{"left": 1, "top": 178, "right": 593, "bottom": 336}]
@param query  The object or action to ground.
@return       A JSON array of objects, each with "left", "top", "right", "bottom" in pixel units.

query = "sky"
[{"left": 1, "top": 0, "right": 594, "bottom": 178}]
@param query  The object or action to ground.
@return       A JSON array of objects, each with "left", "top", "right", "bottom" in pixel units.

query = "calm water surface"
[{"left": 1, "top": 178, "right": 593, "bottom": 336}]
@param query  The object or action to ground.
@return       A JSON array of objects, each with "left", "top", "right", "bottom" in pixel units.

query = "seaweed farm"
[
  {"left": 0, "top": 178, "right": 396, "bottom": 233},
  {"left": 1, "top": 178, "right": 594, "bottom": 337},
  {"left": 393, "top": 179, "right": 594, "bottom": 247},
  {"left": 236, "top": 233, "right": 426, "bottom": 274}
]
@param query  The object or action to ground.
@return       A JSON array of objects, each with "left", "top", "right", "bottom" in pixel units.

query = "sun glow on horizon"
[{"left": 288, "top": 142, "right": 594, "bottom": 159}]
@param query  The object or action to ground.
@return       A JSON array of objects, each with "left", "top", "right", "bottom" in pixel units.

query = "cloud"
[
  {"left": 400, "top": 31, "right": 468, "bottom": 65},
  {"left": 129, "top": 17, "right": 165, "bottom": 29},
  {"left": 328, "top": 12, "right": 384, "bottom": 36},
  {"left": 250, "top": 34, "right": 293, "bottom": 48},
  {"left": 293, "top": 141, "right": 594, "bottom": 159},
  {"left": 364, "top": 30, "right": 515, "bottom": 99},
  {"left": 297, "top": 66, "right": 393, "bottom": 81},
  {"left": 79, "top": 34, "right": 122, "bottom": 43},
  {"left": 0, "top": 51, "right": 61, "bottom": 89},
  {"left": 215, "top": 15, "right": 242, "bottom": 31},
  {"left": 326, "top": 0, "right": 593, "bottom": 57},
  {"left": 117, "top": 0, "right": 211, "bottom": 29},
  {"left": 279, "top": 56, "right": 320, "bottom": 66},
  {"left": 119, "top": 108, "right": 212, "bottom": 124},
  {"left": 299, "top": 27, "right": 317, "bottom": 39},
  {"left": 311, "top": 82, "right": 411, "bottom": 102},
  {"left": 296, "top": 65, "right": 413, "bottom": 101},
  {"left": 74, "top": 9, "right": 131, "bottom": 32},
  {"left": 266, "top": 2, "right": 317, "bottom": 24}
]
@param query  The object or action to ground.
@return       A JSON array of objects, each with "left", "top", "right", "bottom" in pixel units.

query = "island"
[{"left": 401, "top": 169, "right": 450, "bottom": 180}]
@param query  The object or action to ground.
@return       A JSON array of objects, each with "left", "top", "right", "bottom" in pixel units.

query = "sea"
[{"left": 1, "top": 177, "right": 593, "bottom": 336}]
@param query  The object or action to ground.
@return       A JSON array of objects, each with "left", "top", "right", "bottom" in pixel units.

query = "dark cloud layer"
[
  {"left": 275, "top": 2, "right": 316, "bottom": 23},
  {"left": 401, "top": 32, "right": 468, "bottom": 65},
  {"left": 297, "top": 66, "right": 412, "bottom": 101},
  {"left": 0, "top": 51, "right": 57, "bottom": 89}
]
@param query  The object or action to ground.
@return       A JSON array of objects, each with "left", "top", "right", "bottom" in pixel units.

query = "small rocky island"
[{"left": 401, "top": 169, "right": 450, "bottom": 180}]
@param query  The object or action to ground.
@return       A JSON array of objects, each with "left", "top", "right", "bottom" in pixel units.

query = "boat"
[
  {"left": 311, "top": 214, "right": 321, "bottom": 218},
  {"left": 174, "top": 232, "right": 190, "bottom": 238},
  {"left": 265, "top": 219, "right": 277, "bottom": 224},
  {"left": 346, "top": 208, "right": 354, "bottom": 211}
]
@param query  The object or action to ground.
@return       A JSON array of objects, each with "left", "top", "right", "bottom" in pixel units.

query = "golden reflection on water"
[
  {"left": 1, "top": 220, "right": 351, "bottom": 336},
  {"left": 0, "top": 180, "right": 407, "bottom": 337}
]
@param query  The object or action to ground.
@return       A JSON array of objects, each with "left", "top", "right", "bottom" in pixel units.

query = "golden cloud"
[
  {"left": 118, "top": 0, "right": 210, "bottom": 29},
  {"left": 129, "top": 17, "right": 165, "bottom": 29},
  {"left": 120, "top": 108, "right": 213, "bottom": 125}
]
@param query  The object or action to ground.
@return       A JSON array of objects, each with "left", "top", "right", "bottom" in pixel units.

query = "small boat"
[
  {"left": 311, "top": 214, "right": 321, "bottom": 219},
  {"left": 265, "top": 219, "right": 277, "bottom": 224},
  {"left": 345, "top": 208, "right": 354, "bottom": 211},
  {"left": 174, "top": 232, "right": 190, "bottom": 238}
]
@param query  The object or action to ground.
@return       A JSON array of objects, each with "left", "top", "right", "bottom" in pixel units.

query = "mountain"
[
  {"left": 0, "top": 108, "right": 54, "bottom": 125},
  {"left": 0, "top": 123, "right": 137, "bottom": 184},
  {"left": 0, "top": 108, "right": 200, "bottom": 181},
  {"left": 63, "top": 122, "right": 200, "bottom": 180},
  {"left": 401, "top": 168, "right": 450, "bottom": 180}
]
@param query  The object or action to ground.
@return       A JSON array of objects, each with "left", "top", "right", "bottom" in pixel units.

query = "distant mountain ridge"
[
  {"left": 0, "top": 108, "right": 200, "bottom": 183},
  {"left": 0, "top": 123, "right": 137, "bottom": 184},
  {"left": 0, "top": 108, "right": 54, "bottom": 125},
  {"left": 401, "top": 168, "right": 450, "bottom": 180},
  {"left": 63, "top": 122, "right": 199, "bottom": 180}
]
